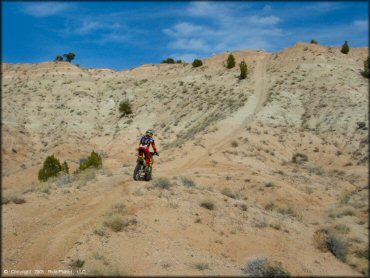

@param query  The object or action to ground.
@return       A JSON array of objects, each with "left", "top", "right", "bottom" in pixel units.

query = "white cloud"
[
  {"left": 164, "top": 22, "right": 205, "bottom": 37},
  {"left": 354, "top": 20, "right": 368, "bottom": 30},
  {"left": 20, "top": 2, "right": 70, "bottom": 17},
  {"left": 74, "top": 19, "right": 120, "bottom": 35},
  {"left": 249, "top": 15, "right": 281, "bottom": 26},
  {"left": 163, "top": 3, "right": 283, "bottom": 57},
  {"left": 98, "top": 33, "right": 127, "bottom": 43},
  {"left": 75, "top": 20, "right": 104, "bottom": 34}
]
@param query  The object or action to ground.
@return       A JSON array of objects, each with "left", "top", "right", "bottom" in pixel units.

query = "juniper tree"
[
  {"left": 63, "top": 52, "right": 76, "bottom": 62},
  {"left": 341, "top": 41, "right": 350, "bottom": 54},
  {"left": 239, "top": 60, "right": 248, "bottom": 79},
  {"left": 192, "top": 59, "right": 203, "bottom": 67},
  {"left": 226, "top": 53, "right": 236, "bottom": 69}
]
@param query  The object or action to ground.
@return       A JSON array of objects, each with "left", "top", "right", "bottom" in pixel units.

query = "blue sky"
[{"left": 2, "top": 1, "right": 368, "bottom": 70}]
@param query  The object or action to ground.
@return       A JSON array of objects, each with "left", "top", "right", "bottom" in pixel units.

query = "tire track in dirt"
[
  {"left": 179, "top": 54, "right": 270, "bottom": 170},
  {"left": 3, "top": 176, "right": 133, "bottom": 270}
]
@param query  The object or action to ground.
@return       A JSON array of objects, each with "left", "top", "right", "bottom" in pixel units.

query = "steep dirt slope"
[{"left": 2, "top": 42, "right": 368, "bottom": 276}]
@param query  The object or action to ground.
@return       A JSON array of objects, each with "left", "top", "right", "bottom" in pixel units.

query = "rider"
[{"left": 138, "top": 130, "right": 158, "bottom": 167}]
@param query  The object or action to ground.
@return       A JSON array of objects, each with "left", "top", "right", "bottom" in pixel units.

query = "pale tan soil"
[{"left": 2, "top": 42, "right": 368, "bottom": 276}]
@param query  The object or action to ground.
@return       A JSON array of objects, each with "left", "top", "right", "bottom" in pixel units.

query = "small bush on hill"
[
  {"left": 154, "top": 177, "right": 171, "bottom": 189},
  {"left": 239, "top": 60, "right": 248, "bottom": 79},
  {"left": 226, "top": 53, "right": 236, "bottom": 69},
  {"left": 3, "top": 188, "right": 26, "bottom": 205},
  {"left": 38, "top": 155, "right": 69, "bottom": 182},
  {"left": 176, "top": 60, "right": 183, "bottom": 64},
  {"left": 310, "top": 39, "right": 318, "bottom": 44},
  {"left": 63, "top": 52, "right": 76, "bottom": 63},
  {"left": 326, "top": 232, "right": 347, "bottom": 262},
  {"left": 192, "top": 59, "right": 203, "bottom": 67},
  {"left": 243, "top": 256, "right": 290, "bottom": 277},
  {"left": 162, "top": 58, "right": 175, "bottom": 64},
  {"left": 200, "top": 199, "right": 215, "bottom": 210},
  {"left": 104, "top": 214, "right": 129, "bottom": 232},
  {"left": 78, "top": 151, "right": 102, "bottom": 171},
  {"left": 119, "top": 100, "right": 133, "bottom": 116},
  {"left": 341, "top": 40, "right": 350, "bottom": 54},
  {"left": 69, "top": 258, "right": 85, "bottom": 268},
  {"left": 292, "top": 153, "right": 308, "bottom": 164},
  {"left": 314, "top": 229, "right": 348, "bottom": 262},
  {"left": 55, "top": 55, "right": 64, "bottom": 61},
  {"left": 180, "top": 177, "right": 195, "bottom": 187},
  {"left": 194, "top": 262, "right": 209, "bottom": 270},
  {"left": 61, "top": 161, "right": 69, "bottom": 174},
  {"left": 363, "top": 57, "right": 369, "bottom": 78}
]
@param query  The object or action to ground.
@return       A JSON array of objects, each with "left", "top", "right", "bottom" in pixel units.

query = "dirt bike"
[{"left": 133, "top": 151, "right": 159, "bottom": 181}]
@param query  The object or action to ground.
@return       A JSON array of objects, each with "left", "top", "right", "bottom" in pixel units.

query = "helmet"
[{"left": 145, "top": 130, "right": 153, "bottom": 136}]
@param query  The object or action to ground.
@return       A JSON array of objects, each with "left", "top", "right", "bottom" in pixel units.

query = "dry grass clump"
[
  {"left": 292, "top": 153, "right": 308, "bottom": 164},
  {"left": 75, "top": 168, "right": 96, "bottom": 187},
  {"left": 104, "top": 214, "right": 130, "bottom": 232},
  {"left": 93, "top": 225, "right": 107, "bottom": 237},
  {"left": 221, "top": 187, "right": 238, "bottom": 199},
  {"left": 194, "top": 262, "right": 209, "bottom": 271},
  {"left": 200, "top": 199, "right": 215, "bottom": 210},
  {"left": 3, "top": 188, "right": 26, "bottom": 204},
  {"left": 243, "top": 256, "right": 290, "bottom": 277},
  {"left": 154, "top": 177, "right": 171, "bottom": 189},
  {"left": 313, "top": 228, "right": 347, "bottom": 262},
  {"left": 231, "top": 141, "right": 238, "bottom": 147},
  {"left": 180, "top": 177, "right": 195, "bottom": 187},
  {"left": 69, "top": 258, "right": 85, "bottom": 268},
  {"left": 265, "top": 202, "right": 297, "bottom": 218}
]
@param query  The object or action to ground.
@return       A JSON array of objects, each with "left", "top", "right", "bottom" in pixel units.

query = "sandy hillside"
[{"left": 2, "top": 42, "right": 369, "bottom": 276}]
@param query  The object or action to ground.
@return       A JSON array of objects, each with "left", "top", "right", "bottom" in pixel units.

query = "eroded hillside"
[{"left": 2, "top": 43, "right": 369, "bottom": 276}]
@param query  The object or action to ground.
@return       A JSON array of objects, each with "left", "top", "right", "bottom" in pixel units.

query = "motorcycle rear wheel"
[{"left": 133, "top": 163, "right": 142, "bottom": 180}]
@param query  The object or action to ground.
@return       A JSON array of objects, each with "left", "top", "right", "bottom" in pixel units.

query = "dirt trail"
[
  {"left": 180, "top": 55, "right": 269, "bottom": 169},
  {"left": 3, "top": 175, "right": 132, "bottom": 270}
]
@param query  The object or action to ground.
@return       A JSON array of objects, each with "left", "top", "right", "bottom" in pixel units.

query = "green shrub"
[
  {"left": 176, "top": 60, "right": 183, "bottom": 64},
  {"left": 239, "top": 60, "right": 248, "bottom": 79},
  {"left": 78, "top": 151, "right": 102, "bottom": 171},
  {"left": 192, "top": 59, "right": 203, "bottom": 67},
  {"left": 243, "top": 256, "right": 290, "bottom": 277},
  {"left": 310, "top": 39, "right": 318, "bottom": 44},
  {"left": 341, "top": 40, "right": 350, "bottom": 54},
  {"left": 162, "top": 58, "right": 175, "bottom": 64},
  {"left": 38, "top": 155, "right": 68, "bottom": 182},
  {"left": 61, "top": 161, "right": 69, "bottom": 174},
  {"left": 63, "top": 52, "right": 76, "bottom": 63},
  {"left": 119, "top": 100, "right": 133, "bottom": 116},
  {"left": 226, "top": 53, "right": 236, "bottom": 69},
  {"left": 55, "top": 55, "right": 63, "bottom": 61}
]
